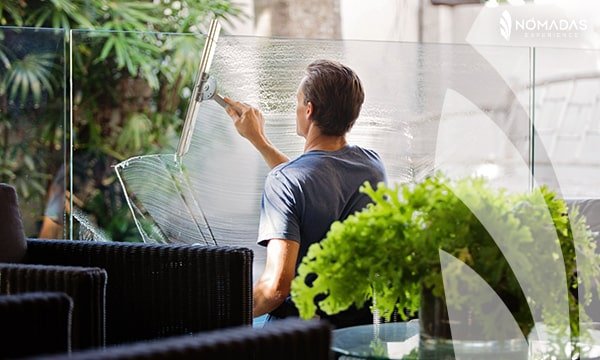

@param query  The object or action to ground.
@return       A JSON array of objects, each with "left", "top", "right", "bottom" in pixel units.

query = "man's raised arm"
[{"left": 224, "top": 97, "right": 289, "bottom": 169}]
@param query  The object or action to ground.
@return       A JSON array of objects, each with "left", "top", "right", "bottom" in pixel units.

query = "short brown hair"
[{"left": 301, "top": 60, "right": 365, "bottom": 136}]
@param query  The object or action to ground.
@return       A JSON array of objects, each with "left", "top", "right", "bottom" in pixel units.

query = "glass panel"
[
  {"left": 209, "top": 39, "right": 532, "bottom": 189},
  {"left": 0, "top": 26, "right": 66, "bottom": 238},
  {"left": 71, "top": 31, "right": 532, "bottom": 279},
  {"left": 533, "top": 47, "right": 600, "bottom": 335},
  {"left": 70, "top": 29, "right": 204, "bottom": 242},
  {"left": 533, "top": 47, "right": 600, "bottom": 198}
]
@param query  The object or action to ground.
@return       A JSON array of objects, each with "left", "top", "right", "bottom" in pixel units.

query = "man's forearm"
[
  {"left": 223, "top": 97, "right": 289, "bottom": 168},
  {"left": 252, "top": 138, "right": 289, "bottom": 169}
]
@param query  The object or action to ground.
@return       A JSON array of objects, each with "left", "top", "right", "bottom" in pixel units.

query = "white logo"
[
  {"left": 498, "top": 10, "right": 588, "bottom": 41},
  {"left": 499, "top": 10, "right": 512, "bottom": 41}
]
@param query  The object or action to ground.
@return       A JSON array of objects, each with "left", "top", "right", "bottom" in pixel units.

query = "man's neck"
[{"left": 303, "top": 130, "right": 347, "bottom": 153}]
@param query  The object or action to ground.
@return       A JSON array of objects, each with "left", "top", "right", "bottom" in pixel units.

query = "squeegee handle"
[
  {"left": 213, "top": 93, "right": 228, "bottom": 109},
  {"left": 177, "top": 19, "right": 221, "bottom": 158}
]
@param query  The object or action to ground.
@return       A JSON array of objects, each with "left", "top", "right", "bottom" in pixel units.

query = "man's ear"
[{"left": 306, "top": 101, "right": 313, "bottom": 120}]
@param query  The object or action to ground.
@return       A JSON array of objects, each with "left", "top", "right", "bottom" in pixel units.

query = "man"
[{"left": 224, "top": 60, "right": 387, "bottom": 328}]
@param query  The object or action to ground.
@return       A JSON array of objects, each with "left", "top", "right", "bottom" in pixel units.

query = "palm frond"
[
  {"left": 0, "top": 1, "right": 25, "bottom": 26},
  {"left": 102, "top": 1, "right": 161, "bottom": 32},
  {"left": 0, "top": 42, "right": 12, "bottom": 70},
  {"left": 93, "top": 32, "right": 161, "bottom": 86},
  {"left": 26, "top": 0, "right": 95, "bottom": 30},
  {"left": 3, "top": 53, "right": 58, "bottom": 105},
  {"left": 116, "top": 112, "right": 152, "bottom": 155},
  {"left": 159, "top": 35, "right": 201, "bottom": 85}
]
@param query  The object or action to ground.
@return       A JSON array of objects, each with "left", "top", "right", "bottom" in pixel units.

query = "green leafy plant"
[{"left": 291, "top": 175, "right": 600, "bottom": 339}]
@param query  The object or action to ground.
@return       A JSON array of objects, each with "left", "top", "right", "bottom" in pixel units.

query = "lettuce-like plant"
[{"left": 291, "top": 175, "right": 600, "bottom": 338}]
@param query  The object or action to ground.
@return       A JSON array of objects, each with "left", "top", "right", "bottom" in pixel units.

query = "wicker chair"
[
  {"left": 0, "top": 183, "right": 253, "bottom": 351},
  {"left": 0, "top": 263, "right": 107, "bottom": 349},
  {"left": 0, "top": 292, "right": 73, "bottom": 358},
  {"left": 17, "top": 240, "right": 253, "bottom": 348},
  {"left": 36, "top": 318, "right": 332, "bottom": 360}
]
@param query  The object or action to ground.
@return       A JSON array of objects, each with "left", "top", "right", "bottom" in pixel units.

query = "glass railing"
[
  {"left": 68, "top": 29, "right": 206, "bottom": 243},
  {"left": 0, "top": 27, "right": 67, "bottom": 239},
  {"left": 67, "top": 30, "right": 533, "bottom": 279},
  {"left": 532, "top": 46, "right": 600, "bottom": 199},
  {"left": 4, "top": 26, "right": 599, "bottom": 259}
]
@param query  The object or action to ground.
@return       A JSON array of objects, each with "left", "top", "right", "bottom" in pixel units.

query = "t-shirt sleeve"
[{"left": 257, "top": 171, "right": 302, "bottom": 247}]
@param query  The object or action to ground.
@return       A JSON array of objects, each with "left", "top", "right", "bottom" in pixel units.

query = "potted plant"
[{"left": 291, "top": 175, "right": 600, "bottom": 351}]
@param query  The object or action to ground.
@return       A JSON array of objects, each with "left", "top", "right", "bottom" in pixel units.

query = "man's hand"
[
  {"left": 224, "top": 97, "right": 267, "bottom": 146},
  {"left": 223, "top": 97, "right": 290, "bottom": 169}
]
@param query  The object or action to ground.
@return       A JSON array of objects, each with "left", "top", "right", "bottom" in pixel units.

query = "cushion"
[{"left": 0, "top": 184, "right": 27, "bottom": 262}]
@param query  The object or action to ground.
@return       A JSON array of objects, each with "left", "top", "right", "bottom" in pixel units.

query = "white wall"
[
  {"left": 226, "top": 0, "right": 483, "bottom": 43},
  {"left": 340, "top": 0, "right": 421, "bottom": 42}
]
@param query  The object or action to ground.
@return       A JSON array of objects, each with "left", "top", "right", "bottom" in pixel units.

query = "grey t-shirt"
[
  {"left": 257, "top": 144, "right": 387, "bottom": 326},
  {"left": 258, "top": 144, "right": 387, "bottom": 261}
]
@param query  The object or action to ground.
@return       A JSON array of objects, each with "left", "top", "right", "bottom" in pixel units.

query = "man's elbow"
[{"left": 263, "top": 283, "right": 291, "bottom": 304}]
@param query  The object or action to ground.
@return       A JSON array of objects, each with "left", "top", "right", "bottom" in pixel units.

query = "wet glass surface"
[{"left": 71, "top": 32, "right": 533, "bottom": 279}]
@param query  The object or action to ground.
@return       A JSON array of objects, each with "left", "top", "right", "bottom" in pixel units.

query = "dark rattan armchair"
[
  {"left": 1, "top": 183, "right": 253, "bottom": 352},
  {"left": 0, "top": 263, "right": 107, "bottom": 350},
  {"left": 16, "top": 240, "right": 253, "bottom": 348},
  {"left": 36, "top": 318, "right": 332, "bottom": 360},
  {"left": 0, "top": 292, "right": 73, "bottom": 358}
]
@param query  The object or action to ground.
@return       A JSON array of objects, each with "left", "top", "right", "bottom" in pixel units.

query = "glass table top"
[
  {"left": 332, "top": 321, "right": 422, "bottom": 359},
  {"left": 331, "top": 321, "right": 600, "bottom": 360}
]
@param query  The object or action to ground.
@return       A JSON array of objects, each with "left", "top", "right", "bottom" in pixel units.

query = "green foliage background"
[{"left": 0, "top": 0, "right": 244, "bottom": 239}]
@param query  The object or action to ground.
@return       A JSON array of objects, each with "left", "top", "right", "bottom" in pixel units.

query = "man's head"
[{"left": 296, "top": 60, "right": 365, "bottom": 137}]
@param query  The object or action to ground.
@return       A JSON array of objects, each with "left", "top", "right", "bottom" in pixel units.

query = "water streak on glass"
[{"left": 71, "top": 206, "right": 111, "bottom": 242}]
